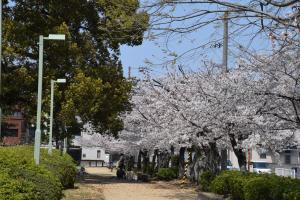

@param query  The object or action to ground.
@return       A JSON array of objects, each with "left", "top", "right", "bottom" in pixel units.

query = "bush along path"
[
  {"left": 0, "top": 146, "right": 76, "bottom": 200},
  {"left": 200, "top": 170, "right": 300, "bottom": 200}
]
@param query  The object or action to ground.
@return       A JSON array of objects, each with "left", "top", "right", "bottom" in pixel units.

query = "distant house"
[
  {"left": 71, "top": 132, "right": 110, "bottom": 167},
  {"left": 228, "top": 147, "right": 300, "bottom": 178},
  {"left": 81, "top": 147, "right": 110, "bottom": 167},
  {"left": 1, "top": 113, "right": 27, "bottom": 145}
]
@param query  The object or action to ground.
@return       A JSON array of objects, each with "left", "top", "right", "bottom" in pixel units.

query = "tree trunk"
[
  {"left": 220, "top": 149, "right": 228, "bottom": 171},
  {"left": 142, "top": 150, "right": 149, "bottom": 173},
  {"left": 170, "top": 146, "right": 176, "bottom": 168},
  {"left": 187, "top": 147, "right": 194, "bottom": 181},
  {"left": 229, "top": 134, "right": 247, "bottom": 171},
  {"left": 55, "top": 136, "right": 59, "bottom": 149},
  {"left": 186, "top": 143, "right": 221, "bottom": 183},
  {"left": 157, "top": 150, "right": 170, "bottom": 169},
  {"left": 151, "top": 149, "right": 158, "bottom": 174},
  {"left": 206, "top": 142, "right": 221, "bottom": 174},
  {"left": 127, "top": 156, "right": 135, "bottom": 171},
  {"left": 234, "top": 149, "right": 247, "bottom": 171},
  {"left": 137, "top": 150, "right": 142, "bottom": 171},
  {"left": 189, "top": 146, "right": 203, "bottom": 183},
  {"left": 178, "top": 147, "right": 186, "bottom": 178}
]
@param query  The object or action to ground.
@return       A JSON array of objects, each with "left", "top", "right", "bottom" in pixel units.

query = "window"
[
  {"left": 97, "top": 150, "right": 101, "bottom": 159},
  {"left": 82, "top": 154, "right": 86, "bottom": 158},
  {"left": 260, "top": 153, "right": 267, "bottom": 159},
  {"left": 253, "top": 162, "right": 268, "bottom": 169},
  {"left": 2, "top": 128, "right": 18, "bottom": 137},
  {"left": 285, "top": 154, "right": 291, "bottom": 164}
]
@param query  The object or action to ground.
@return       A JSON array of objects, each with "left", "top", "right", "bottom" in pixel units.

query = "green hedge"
[
  {"left": 0, "top": 146, "right": 76, "bottom": 200},
  {"left": 209, "top": 171, "right": 300, "bottom": 200},
  {"left": 41, "top": 150, "right": 76, "bottom": 188},
  {"left": 156, "top": 167, "right": 178, "bottom": 181},
  {"left": 199, "top": 171, "right": 216, "bottom": 192}
]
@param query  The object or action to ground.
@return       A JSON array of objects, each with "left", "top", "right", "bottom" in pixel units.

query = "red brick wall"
[{"left": 2, "top": 116, "right": 25, "bottom": 145}]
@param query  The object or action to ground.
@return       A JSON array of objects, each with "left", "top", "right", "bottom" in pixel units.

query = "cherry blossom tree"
[{"left": 79, "top": 46, "right": 300, "bottom": 179}]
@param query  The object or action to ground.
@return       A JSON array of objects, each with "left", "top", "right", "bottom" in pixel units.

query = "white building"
[
  {"left": 228, "top": 147, "right": 300, "bottom": 178},
  {"left": 81, "top": 147, "right": 110, "bottom": 167},
  {"left": 72, "top": 131, "right": 110, "bottom": 167}
]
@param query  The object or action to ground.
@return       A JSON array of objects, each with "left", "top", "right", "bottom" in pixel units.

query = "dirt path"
[{"left": 63, "top": 167, "right": 198, "bottom": 200}]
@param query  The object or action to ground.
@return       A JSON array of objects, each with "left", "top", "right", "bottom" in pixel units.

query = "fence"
[{"left": 275, "top": 168, "right": 296, "bottom": 179}]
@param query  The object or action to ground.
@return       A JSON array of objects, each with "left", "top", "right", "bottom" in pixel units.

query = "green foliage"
[
  {"left": 282, "top": 178, "right": 300, "bottom": 200},
  {"left": 41, "top": 149, "right": 76, "bottom": 189},
  {"left": 156, "top": 168, "right": 178, "bottom": 181},
  {"left": 0, "top": 170, "right": 38, "bottom": 200},
  {"left": 210, "top": 171, "right": 239, "bottom": 195},
  {"left": 2, "top": 0, "right": 149, "bottom": 137},
  {"left": 0, "top": 146, "right": 76, "bottom": 200},
  {"left": 199, "top": 171, "right": 216, "bottom": 192},
  {"left": 209, "top": 171, "right": 300, "bottom": 200},
  {"left": 147, "top": 162, "right": 155, "bottom": 176}
]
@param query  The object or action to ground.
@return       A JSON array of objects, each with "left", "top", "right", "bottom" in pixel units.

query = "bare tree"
[{"left": 141, "top": 0, "right": 300, "bottom": 66}]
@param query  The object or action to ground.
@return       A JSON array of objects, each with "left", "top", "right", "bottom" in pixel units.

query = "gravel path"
[{"left": 63, "top": 167, "right": 198, "bottom": 200}]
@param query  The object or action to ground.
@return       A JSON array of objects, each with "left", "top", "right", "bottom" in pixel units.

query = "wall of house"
[
  {"left": 81, "top": 147, "right": 109, "bottom": 163},
  {"left": 228, "top": 148, "right": 275, "bottom": 171},
  {"left": 228, "top": 148, "right": 300, "bottom": 174},
  {"left": 250, "top": 149, "right": 273, "bottom": 163},
  {"left": 277, "top": 150, "right": 300, "bottom": 168}
]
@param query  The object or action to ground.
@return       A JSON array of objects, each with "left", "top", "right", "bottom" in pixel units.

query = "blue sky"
[{"left": 120, "top": 1, "right": 272, "bottom": 78}]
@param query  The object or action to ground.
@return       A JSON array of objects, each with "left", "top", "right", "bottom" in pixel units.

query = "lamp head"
[
  {"left": 56, "top": 79, "right": 66, "bottom": 83},
  {"left": 48, "top": 34, "right": 65, "bottom": 40}
]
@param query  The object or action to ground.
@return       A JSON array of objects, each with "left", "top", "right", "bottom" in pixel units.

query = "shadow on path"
[{"left": 79, "top": 171, "right": 142, "bottom": 185}]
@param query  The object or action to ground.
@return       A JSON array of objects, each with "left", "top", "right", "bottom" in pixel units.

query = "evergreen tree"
[{"left": 1, "top": 0, "right": 149, "bottom": 140}]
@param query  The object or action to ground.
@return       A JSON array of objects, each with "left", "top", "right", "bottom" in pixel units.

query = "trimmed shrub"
[
  {"left": 282, "top": 178, "right": 300, "bottom": 200},
  {"left": 0, "top": 170, "right": 38, "bottom": 200},
  {"left": 199, "top": 171, "right": 216, "bottom": 192},
  {"left": 283, "top": 191, "right": 300, "bottom": 200},
  {"left": 41, "top": 150, "right": 76, "bottom": 188},
  {"left": 156, "top": 167, "right": 178, "bottom": 181},
  {"left": 244, "top": 177, "right": 272, "bottom": 200},
  {"left": 0, "top": 146, "right": 76, "bottom": 199},
  {"left": 210, "top": 170, "right": 300, "bottom": 200},
  {"left": 244, "top": 174, "right": 300, "bottom": 200},
  {"left": 210, "top": 171, "right": 241, "bottom": 195}
]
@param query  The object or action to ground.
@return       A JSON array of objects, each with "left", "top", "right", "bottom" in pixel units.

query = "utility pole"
[
  {"left": 128, "top": 66, "right": 131, "bottom": 79},
  {"left": 0, "top": 0, "right": 3, "bottom": 139},
  {"left": 223, "top": 11, "right": 229, "bottom": 73},
  {"left": 221, "top": 11, "right": 229, "bottom": 171}
]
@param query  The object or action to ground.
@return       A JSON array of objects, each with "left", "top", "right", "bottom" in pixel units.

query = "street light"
[
  {"left": 0, "top": 0, "right": 3, "bottom": 139},
  {"left": 34, "top": 34, "right": 65, "bottom": 165},
  {"left": 48, "top": 78, "right": 66, "bottom": 155}
]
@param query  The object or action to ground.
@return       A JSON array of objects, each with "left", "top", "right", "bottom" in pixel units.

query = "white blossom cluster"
[{"left": 82, "top": 48, "right": 300, "bottom": 160}]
